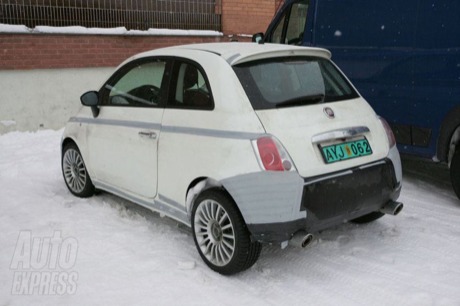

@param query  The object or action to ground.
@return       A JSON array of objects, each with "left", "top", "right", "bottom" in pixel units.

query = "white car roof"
[{"left": 129, "top": 42, "right": 332, "bottom": 66}]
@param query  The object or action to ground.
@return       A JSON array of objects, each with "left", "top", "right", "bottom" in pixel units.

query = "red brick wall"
[
  {"left": 0, "top": 1, "right": 278, "bottom": 70},
  {"left": 222, "top": 0, "right": 276, "bottom": 35},
  {"left": 0, "top": 34, "right": 223, "bottom": 70},
  {"left": 275, "top": 0, "right": 284, "bottom": 10}
]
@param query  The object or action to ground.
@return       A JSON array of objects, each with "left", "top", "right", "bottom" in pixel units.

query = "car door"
[
  {"left": 86, "top": 58, "right": 170, "bottom": 199},
  {"left": 157, "top": 59, "right": 215, "bottom": 205}
]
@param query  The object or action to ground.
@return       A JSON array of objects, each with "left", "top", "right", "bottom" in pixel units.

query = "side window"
[
  {"left": 168, "top": 61, "right": 214, "bottom": 110},
  {"left": 103, "top": 59, "right": 167, "bottom": 107},
  {"left": 268, "top": 0, "right": 309, "bottom": 45},
  {"left": 270, "top": 14, "right": 286, "bottom": 43},
  {"left": 285, "top": 2, "right": 308, "bottom": 45}
]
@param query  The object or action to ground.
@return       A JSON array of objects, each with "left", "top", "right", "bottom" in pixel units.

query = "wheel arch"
[
  {"left": 447, "top": 126, "right": 460, "bottom": 166},
  {"left": 437, "top": 105, "right": 460, "bottom": 163},
  {"left": 61, "top": 137, "right": 78, "bottom": 153},
  {"left": 185, "top": 177, "right": 246, "bottom": 224},
  {"left": 186, "top": 177, "right": 219, "bottom": 218}
]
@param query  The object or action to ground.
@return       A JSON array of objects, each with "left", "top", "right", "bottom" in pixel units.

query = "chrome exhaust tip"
[
  {"left": 380, "top": 201, "right": 404, "bottom": 216},
  {"left": 290, "top": 231, "right": 314, "bottom": 248}
]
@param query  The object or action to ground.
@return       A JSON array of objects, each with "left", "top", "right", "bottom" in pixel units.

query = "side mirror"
[
  {"left": 80, "top": 91, "right": 100, "bottom": 118},
  {"left": 252, "top": 32, "right": 265, "bottom": 44}
]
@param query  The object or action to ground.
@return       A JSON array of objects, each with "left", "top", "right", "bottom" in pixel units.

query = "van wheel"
[
  {"left": 191, "top": 188, "right": 261, "bottom": 275},
  {"left": 451, "top": 146, "right": 460, "bottom": 200},
  {"left": 62, "top": 142, "right": 95, "bottom": 198},
  {"left": 350, "top": 212, "right": 384, "bottom": 224}
]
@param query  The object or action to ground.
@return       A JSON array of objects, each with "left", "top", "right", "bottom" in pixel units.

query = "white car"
[{"left": 61, "top": 42, "right": 403, "bottom": 275}]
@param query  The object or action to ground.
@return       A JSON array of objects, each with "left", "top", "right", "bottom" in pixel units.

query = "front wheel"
[
  {"left": 451, "top": 146, "right": 460, "bottom": 200},
  {"left": 62, "top": 142, "right": 95, "bottom": 198},
  {"left": 191, "top": 189, "right": 261, "bottom": 275}
]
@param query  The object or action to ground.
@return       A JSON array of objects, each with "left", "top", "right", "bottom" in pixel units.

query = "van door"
[
  {"left": 311, "top": 0, "right": 418, "bottom": 147},
  {"left": 409, "top": 1, "right": 460, "bottom": 156},
  {"left": 265, "top": 1, "right": 419, "bottom": 145}
]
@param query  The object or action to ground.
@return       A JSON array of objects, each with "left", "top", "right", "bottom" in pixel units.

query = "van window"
[
  {"left": 268, "top": 0, "right": 309, "bottom": 45},
  {"left": 233, "top": 57, "right": 358, "bottom": 110},
  {"left": 271, "top": 14, "right": 286, "bottom": 44},
  {"left": 285, "top": 2, "right": 309, "bottom": 45}
]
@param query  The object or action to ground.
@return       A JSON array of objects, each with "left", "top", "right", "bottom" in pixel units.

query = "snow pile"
[
  {"left": 1, "top": 129, "right": 460, "bottom": 305},
  {"left": 0, "top": 23, "right": 223, "bottom": 36},
  {"left": 0, "top": 24, "right": 29, "bottom": 33},
  {"left": 0, "top": 120, "right": 16, "bottom": 127}
]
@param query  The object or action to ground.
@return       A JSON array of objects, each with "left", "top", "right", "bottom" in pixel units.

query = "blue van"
[{"left": 254, "top": 0, "right": 460, "bottom": 199}]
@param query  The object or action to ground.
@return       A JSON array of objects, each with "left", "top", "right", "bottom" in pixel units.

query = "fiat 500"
[{"left": 61, "top": 42, "right": 403, "bottom": 275}]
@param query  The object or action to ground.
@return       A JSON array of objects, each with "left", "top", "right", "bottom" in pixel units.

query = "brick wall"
[
  {"left": 0, "top": 1, "right": 278, "bottom": 70},
  {"left": 222, "top": 0, "right": 276, "bottom": 35},
  {"left": 0, "top": 34, "right": 223, "bottom": 70}
]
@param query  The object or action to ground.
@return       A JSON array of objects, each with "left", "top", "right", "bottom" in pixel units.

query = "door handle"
[{"left": 138, "top": 131, "right": 157, "bottom": 139}]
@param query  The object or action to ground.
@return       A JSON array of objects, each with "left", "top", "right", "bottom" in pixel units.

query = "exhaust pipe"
[
  {"left": 290, "top": 231, "right": 314, "bottom": 248},
  {"left": 379, "top": 201, "right": 404, "bottom": 216}
]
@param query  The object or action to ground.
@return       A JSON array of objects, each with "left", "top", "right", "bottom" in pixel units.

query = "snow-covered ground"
[{"left": 1, "top": 130, "right": 459, "bottom": 306}]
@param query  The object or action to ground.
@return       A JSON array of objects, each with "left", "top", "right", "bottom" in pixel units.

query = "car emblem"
[{"left": 324, "top": 107, "right": 335, "bottom": 119}]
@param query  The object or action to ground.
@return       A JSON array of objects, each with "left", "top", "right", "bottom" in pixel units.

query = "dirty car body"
[{"left": 61, "top": 42, "right": 403, "bottom": 274}]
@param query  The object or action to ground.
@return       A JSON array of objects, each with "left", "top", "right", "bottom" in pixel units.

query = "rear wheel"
[
  {"left": 62, "top": 142, "right": 95, "bottom": 198},
  {"left": 350, "top": 212, "right": 384, "bottom": 224},
  {"left": 191, "top": 188, "right": 261, "bottom": 275},
  {"left": 451, "top": 146, "right": 460, "bottom": 200}
]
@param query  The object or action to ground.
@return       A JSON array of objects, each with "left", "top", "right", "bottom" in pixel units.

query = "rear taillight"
[
  {"left": 256, "top": 137, "right": 284, "bottom": 171},
  {"left": 379, "top": 117, "right": 396, "bottom": 148},
  {"left": 252, "top": 136, "right": 295, "bottom": 172}
]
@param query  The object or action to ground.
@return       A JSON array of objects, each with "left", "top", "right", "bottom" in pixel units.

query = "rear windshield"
[{"left": 233, "top": 56, "right": 359, "bottom": 110}]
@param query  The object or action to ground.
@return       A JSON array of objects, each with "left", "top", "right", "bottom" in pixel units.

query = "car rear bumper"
[
  {"left": 245, "top": 158, "right": 401, "bottom": 243},
  {"left": 302, "top": 158, "right": 401, "bottom": 232}
]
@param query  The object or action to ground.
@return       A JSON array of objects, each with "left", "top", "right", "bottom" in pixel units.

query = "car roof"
[{"left": 129, "top": 42, "right": 332, "bottom": 66}]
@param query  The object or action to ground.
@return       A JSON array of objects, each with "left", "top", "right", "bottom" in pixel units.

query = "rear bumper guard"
[
  {"left": 248, "top": 158, "right": 402, "bottom": 243},
  {"left": 301, "top": 158, "right": 401, "bottom": 232}
]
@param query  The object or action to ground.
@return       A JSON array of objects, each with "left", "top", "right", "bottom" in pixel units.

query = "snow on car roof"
[{"left": 130, "top": 42, "right": 332, "bottom": 66}]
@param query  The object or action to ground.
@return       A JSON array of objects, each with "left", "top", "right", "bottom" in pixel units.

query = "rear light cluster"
[
  {"left": 252, "top": 136, "right": 296, "bottom": 172},
  {"left": 379, "top": 117, "right": 396, "bottom": 148}
]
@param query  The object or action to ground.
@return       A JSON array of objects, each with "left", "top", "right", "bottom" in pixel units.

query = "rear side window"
[
  {"left": 233, "top": 57, "right": 358, "bottom": 110},
  {"left": 167, "top": 60, "right": 214, "bottom": 110}
]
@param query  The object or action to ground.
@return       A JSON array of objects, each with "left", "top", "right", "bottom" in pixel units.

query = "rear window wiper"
[{"left": 275, "top": 94, "right": 325, "bottom": 108}]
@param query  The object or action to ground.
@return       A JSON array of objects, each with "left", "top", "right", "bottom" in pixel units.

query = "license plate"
[{"left": 320, "top": 138, "right": 372, "bottom": 164}]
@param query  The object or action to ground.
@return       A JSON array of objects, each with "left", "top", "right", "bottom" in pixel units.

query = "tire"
[
  {"left": 451, "top": 146, "right": 460, "bottom": 200},
  {"left": 62, "top": 142, "right": 95, "bottom": 198},
  {"left": 191, "top": 188, "right": 262, "bottom": 275},
  {"left": 350, "top": 212, "right": 385, "bottom": 224}
]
